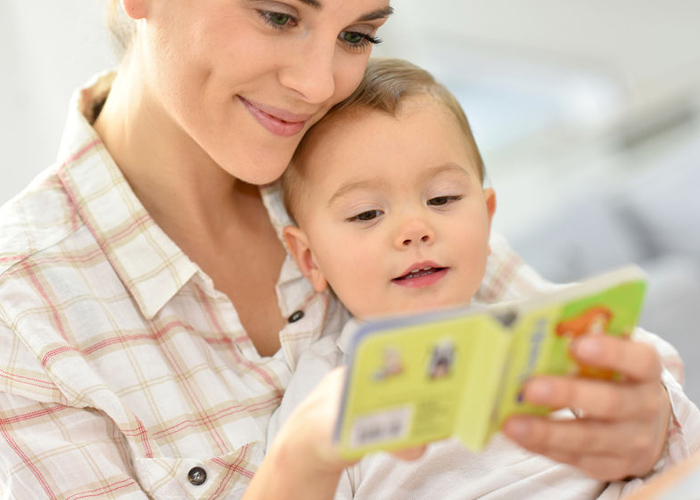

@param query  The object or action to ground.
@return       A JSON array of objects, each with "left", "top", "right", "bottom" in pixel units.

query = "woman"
[{"left": 0, "top": 1, "right": 696, "bottom": 499}]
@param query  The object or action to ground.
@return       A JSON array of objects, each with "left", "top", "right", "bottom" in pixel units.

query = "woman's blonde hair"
[
  {"left": 282, "top": 58, "right": 485, "bottom": 222},
  {"left": 105, "top": 0, "right": 135, "bottom": 59}
]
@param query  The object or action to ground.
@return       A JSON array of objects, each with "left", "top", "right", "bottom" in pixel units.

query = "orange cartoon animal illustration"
[{"left": 555, "top": 306, "right": 617, "bottom": 379}]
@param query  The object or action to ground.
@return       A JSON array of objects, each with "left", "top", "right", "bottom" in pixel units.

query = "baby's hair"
[{"left": 282, "top": 58, "right": 485, "bottom": 223}]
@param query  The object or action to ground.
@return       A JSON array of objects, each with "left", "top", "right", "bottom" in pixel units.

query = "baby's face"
[{"left": 288, "top": 96, "right": 495, "bottom": 319}]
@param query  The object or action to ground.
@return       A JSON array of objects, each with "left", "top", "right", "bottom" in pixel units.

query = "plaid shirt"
[{"left": 0, "top": 72, "right": 697, "bottom": 500}]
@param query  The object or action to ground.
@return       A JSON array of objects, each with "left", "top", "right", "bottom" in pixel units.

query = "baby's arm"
[
  {"left": 248, "top": 367, "right": 353, "bottom": 500},
  {"left": 267, "top": 335, "right": 344, "bottom": 449}
]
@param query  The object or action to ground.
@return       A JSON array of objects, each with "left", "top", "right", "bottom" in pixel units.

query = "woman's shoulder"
[{"left": 0, "top": 164, "right": 79, "bottom": 277}]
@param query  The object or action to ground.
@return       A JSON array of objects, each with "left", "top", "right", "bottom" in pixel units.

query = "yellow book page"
[
  {"left": 453, "top": 316, "right": 510, "bottom": 451},
  {"left": 337, "top": 314, "right": 508, "bottom": 460}
]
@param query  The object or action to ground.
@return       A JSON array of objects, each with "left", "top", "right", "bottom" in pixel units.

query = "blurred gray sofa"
[{"left": 507, "top": 143, "right": 700, "bottom": 403}]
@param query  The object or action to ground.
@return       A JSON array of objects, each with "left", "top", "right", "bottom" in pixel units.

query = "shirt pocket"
[{"left": 133, "top": 442, "right": 262, "bottom": 499}]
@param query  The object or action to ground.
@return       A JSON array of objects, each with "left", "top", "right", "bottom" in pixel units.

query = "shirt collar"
[{"left": 56, "top": 71, "right": 198, "bottom": 319}]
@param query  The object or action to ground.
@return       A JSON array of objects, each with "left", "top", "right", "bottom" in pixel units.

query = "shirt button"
[
  {"left": 288, "top": 310, "right": 305, "bottom": 323},
  {"left": 188, "top": 466, "right": 207, "bottom": 486}
]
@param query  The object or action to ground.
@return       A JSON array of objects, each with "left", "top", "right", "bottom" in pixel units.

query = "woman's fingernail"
[
  {"left": 573, "top": 337, "right": 602, "bottom": 361},
  {"left": 506, "top": 419, "right": 531, "bottom": 440},
  {"left": 529, "top": 380, "right": 553, "bottom": 403}
]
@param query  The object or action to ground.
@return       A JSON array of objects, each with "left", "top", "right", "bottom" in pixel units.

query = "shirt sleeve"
[
  {"left": 0, "top": 317, "right": 149, "bottom": 500},
  {"left": 633, "top": 328, "right": 700, "bottom": 472},
  {"left": 0, "top": 392, "right": 149, "bottom": 499}
]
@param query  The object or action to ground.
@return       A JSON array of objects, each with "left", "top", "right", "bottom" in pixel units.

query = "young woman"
[{"left": 0, "top": 1, "right": 696, "bottom": 499}]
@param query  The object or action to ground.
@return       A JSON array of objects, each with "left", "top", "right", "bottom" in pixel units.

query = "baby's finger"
[
  {"left": 391, "top": 445, "right": 428, "bottom": 461},
  {"left": 570, "top": 336, "right": 662, "bottom": 383}
]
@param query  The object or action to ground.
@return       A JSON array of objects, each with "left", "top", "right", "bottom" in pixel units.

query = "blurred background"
[{"left": 1, "top": 1, "right": 699, "bottom": 401}]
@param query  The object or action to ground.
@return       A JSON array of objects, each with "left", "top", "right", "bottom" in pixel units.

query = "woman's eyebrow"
[
  {"left": 357, "top": 6, "right": 394, "bottom": 22},
  {"left": 295, "top": 0, "right": 394, "bottom": 22},
  {"left": 298, "top": 0, "right": 322, "bottom": 9}
]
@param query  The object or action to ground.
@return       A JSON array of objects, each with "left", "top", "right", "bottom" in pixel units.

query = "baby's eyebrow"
[
  {"left": 327, "top": 178, "right": 390, "bottom": 208},
  {"left": 419, "top": 162, "right": 473, "bottom": 184}
]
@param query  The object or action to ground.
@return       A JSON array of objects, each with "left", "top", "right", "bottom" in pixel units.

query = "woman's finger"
[
  {"left": 503, "top": 415, "right": 648, "bottom": 457},
  {"left": 570, "top": 336, "right": 662, "bottom": 383},
  {"left": 521, "top": 375, "right": 663, "bottom": 421},
  {"left": 540, "top": 448, "right": 646, "bottom": 482}
]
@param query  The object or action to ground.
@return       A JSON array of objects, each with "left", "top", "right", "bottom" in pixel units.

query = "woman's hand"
[{"left": 503, "top": 335, "right": 672, "bottom": 481}]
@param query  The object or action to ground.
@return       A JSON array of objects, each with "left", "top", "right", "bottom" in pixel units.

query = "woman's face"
[{"left": 137, "top": 0, "right": 392, "bottom": 184}]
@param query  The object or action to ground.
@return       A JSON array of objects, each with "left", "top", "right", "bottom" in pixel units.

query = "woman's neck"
[
  {"left": 93, "top": 60, "right": 245, "bottom": 242},
  {"left": 92, "top": 61, "right": 288, "bottom": 352}
]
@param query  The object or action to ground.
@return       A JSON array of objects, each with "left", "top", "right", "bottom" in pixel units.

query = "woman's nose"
[{"left": 279, "top": 39, "right": 336, "bottom": 104}]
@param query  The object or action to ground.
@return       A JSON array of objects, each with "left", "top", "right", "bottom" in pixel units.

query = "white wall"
[{"left": 0, "top": 1, "right": 116, "bottom": 205}]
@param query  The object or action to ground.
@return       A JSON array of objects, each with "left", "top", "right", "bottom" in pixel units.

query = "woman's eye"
[
  {"left": 428, "top": 195, "right": 462, "bottom": 207},
  {"left": 348, "top": 210, "right": 382, "bottom": 222},
  {"left": 342, "top": 32, "right": 365, "bottom": 45},
  {"left": 259, "top": 11, "right": 298, "bottom": 29},
  {"left": 339, "top": 31, "right": 382, "bottom": 50}
]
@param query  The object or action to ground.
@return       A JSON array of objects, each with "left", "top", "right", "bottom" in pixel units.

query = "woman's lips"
[{"left": 239, "top": 96, "right": 309, "bottom": 137}]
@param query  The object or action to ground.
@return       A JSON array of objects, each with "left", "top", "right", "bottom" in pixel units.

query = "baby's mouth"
[{"left": 393, "top": 266, "right": 446, "bottom": 282}]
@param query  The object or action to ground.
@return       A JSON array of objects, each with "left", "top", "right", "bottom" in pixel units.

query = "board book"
[{"left": 334, "top": 265, "right": 647, "bottom": 460}]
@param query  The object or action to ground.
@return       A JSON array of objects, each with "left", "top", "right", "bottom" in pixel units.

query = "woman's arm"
[{"left": 0, "top": 392, "right": 152, "bottom": 499}]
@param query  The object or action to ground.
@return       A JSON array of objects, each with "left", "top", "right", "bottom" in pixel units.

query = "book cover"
[{"left": 335, "top": 265, "right": 647, "bottom": 460}]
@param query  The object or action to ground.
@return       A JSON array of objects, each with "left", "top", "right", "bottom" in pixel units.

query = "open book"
[{"left": 334, "top": 265, "right": 647, "bottom": 460}]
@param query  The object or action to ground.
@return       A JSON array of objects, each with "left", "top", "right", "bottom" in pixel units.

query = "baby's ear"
[
  {"left": 483, "top": 188, "right": 497, "bottom": 255},
  {"left": 283, "top": 226, "right": 328, "bottom": 292}
]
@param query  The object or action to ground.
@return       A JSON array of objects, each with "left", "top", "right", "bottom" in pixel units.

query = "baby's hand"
[
  {"left": 503, "top": 335, "right": 671, "bottom": 481},
  {"left": 246, "top": 368, "right": 350, "bottom": 500},
  {"left": 252, "top": 367, "right": 426, "bottom": 500},
  {"left": 272, "top": 367, "right": 354, "bottom": 474}
]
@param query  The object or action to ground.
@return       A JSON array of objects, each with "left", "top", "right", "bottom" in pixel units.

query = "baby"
[{"left": 269, "top": 58, "right": 629, "bottom": 499}]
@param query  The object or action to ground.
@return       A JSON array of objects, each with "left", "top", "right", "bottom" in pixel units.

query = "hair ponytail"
[{"left": 105, "top": 0, "right": 135, "bottom": 59}]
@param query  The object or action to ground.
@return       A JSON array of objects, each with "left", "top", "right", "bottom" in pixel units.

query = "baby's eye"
[
  {"left": 428, "top": 195, "right": 463, "bottom": 207},
  {"left": 348, "top": 210, "right": 383, "bottom": 222}
]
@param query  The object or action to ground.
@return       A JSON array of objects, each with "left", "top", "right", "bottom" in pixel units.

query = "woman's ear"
[
  {"left": 283, "top": 226, "right": 328, "bottom": 293},
  {"left": 121, "top": 0, "right": 148, "bottom": 20}
]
